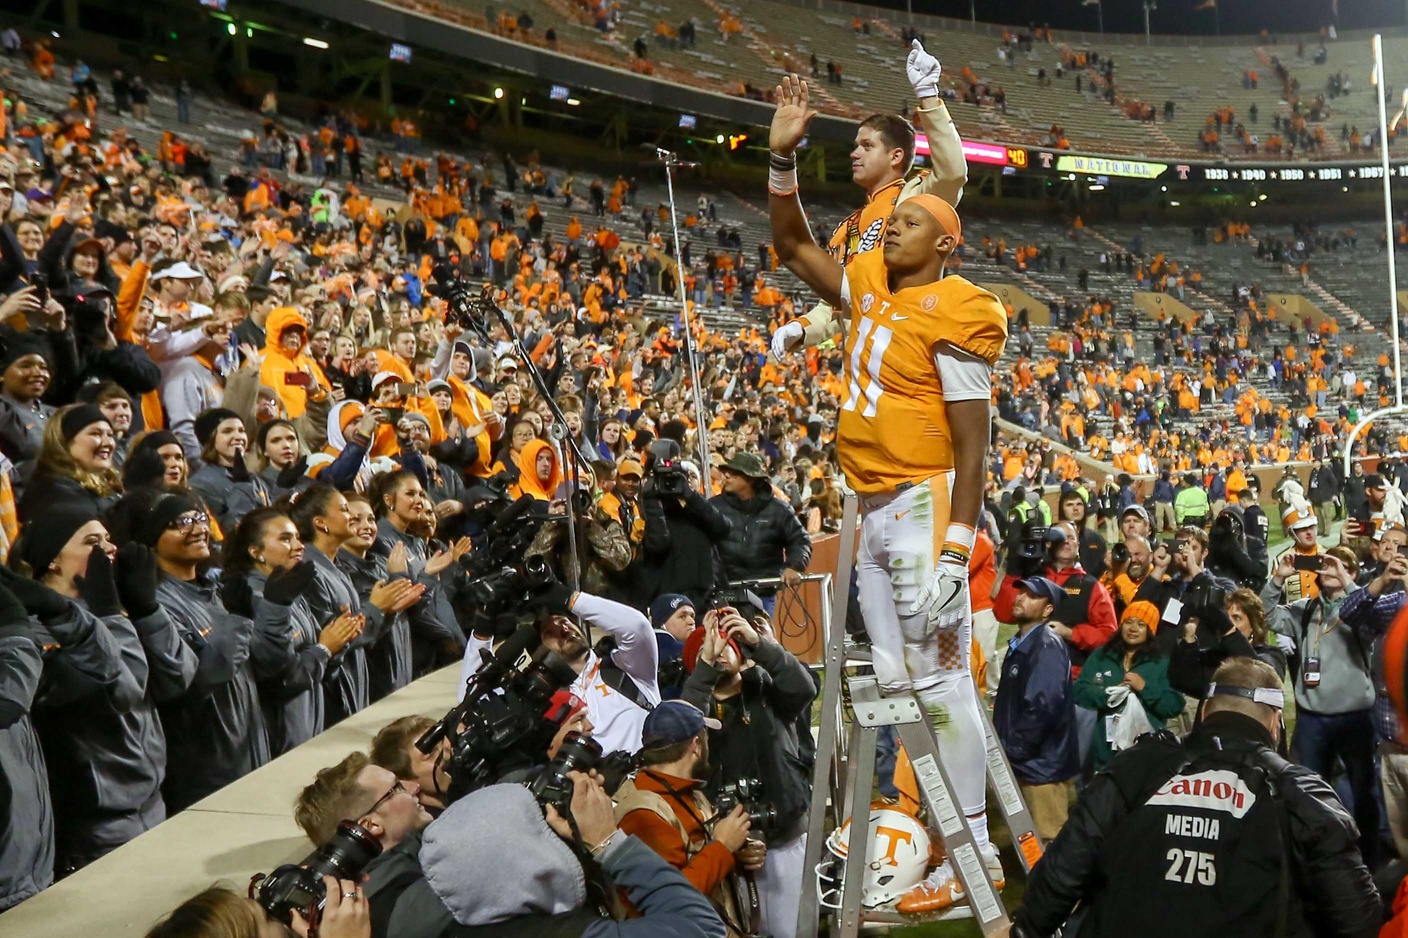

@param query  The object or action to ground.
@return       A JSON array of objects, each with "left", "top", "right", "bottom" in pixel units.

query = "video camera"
[
  {"left": 250, "top": 821, "right": 381, "bottom": 928},
  {"left": 417, "top": 624, "right": 580, "bottom": 802},
  {"left": 645, "top": 438, "right": 689, "bottom": 498},
  {"left": 1007, "top": 520, "right": 1054, "bottom": 578},
  {"left": 457, "top": 494, "right": 557, "bottom": 638}
]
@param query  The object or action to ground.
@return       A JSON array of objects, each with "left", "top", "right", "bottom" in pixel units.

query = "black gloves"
[
  {"left": 220, "top": 574, "right": 254, "bottom": 618},
  {"left": 75, "top": 546, "right": 123, "bottom": 619},
  {"left": 527, "top": 581, "right": 576, "bottom": 616},
  {"left": 115, "top": 543, "right": 160, "bottom": 619},
  {"left": 263, "top": 560, "right": 317, "bottom": 606},
  {"left": 276, "top": 455, "right": 309, "bottom": 491},
  {"left": 228, "top": 449, "right": 252, "bottom": 483},
  {"left": 0, "top": 565, "right": 72, "bottom": 623}
]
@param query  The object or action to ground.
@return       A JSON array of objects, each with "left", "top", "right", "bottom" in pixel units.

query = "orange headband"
[{"left": 903, "top": 193, "right": 962, "bottom": 242}]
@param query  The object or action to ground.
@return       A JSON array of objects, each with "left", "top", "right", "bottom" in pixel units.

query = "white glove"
[
  {"left": 906, "top": 39, "right": 942, "bottom": 100},
  {"left": 770, "top": 320, "right": 804, "bottom": 359},
  {"left": 910, "top": 558, "right": 969, "bottom": 628}
]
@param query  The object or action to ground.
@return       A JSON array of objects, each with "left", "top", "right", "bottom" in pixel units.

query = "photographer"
[
  {"left": 1264, "top": 546, "right": 1381, "bottom": 867},
  {"left": 294, "top": 752, "right": 435, "bottom": 938},
  {"left": 709, "top": 452, "right": 811, "bottom": 612},
  {"left": 614, "top": 700, "right": 763, "bottom": 938},
  {"left": 416, "top": 773, "right": 726, "bottom": 937},
  {"left": 640, "top": 441, "right": 733, "bottom": 610},
  {"left": 681, "top": 602, "right": 817, "bottom": 938},
  {"left": 1012, "top": 659, "right": 1380, "bottom": 938},
  {"left": 1132, "top": 527, "right": 1237, "bottom": 653},
  {"left": 1102, "top": 535, "right": 1150, "bottom": 614},
  {"left": 1205, "top": 504, "right": 1267, "bottom": 591},
  {"left": 459, "top": 584, "right": 662, "bottom": 754},
  {"left": 1057, "top": 487, "right": 1106, "bottom": 579}
]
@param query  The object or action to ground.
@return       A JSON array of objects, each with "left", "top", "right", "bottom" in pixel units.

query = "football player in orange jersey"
[
  {"left": 770, "top": 40, "right": 967, "bottom": 359},
  {"left": 768, "top": 75, "right": 1009, "bottom": 914}
]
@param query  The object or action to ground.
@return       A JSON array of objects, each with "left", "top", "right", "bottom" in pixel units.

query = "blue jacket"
[
  {"left": 993, "top": 623, "right": 1080, "bottom": 785},
  {"left": 1152, "top": 478, "right": 1176, "bottom": 504}
]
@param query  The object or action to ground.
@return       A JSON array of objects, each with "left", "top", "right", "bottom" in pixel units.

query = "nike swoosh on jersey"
[
  {"left": 891, "top": 314, "right": 910, "bottom": 321},
  {"left": 895, "top": 509, "right": 911, "bottom": 520}
]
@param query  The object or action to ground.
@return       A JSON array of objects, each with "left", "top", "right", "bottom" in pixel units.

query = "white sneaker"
[{"left": 896, "top": 843, "right": 1004, "bottom": 914}]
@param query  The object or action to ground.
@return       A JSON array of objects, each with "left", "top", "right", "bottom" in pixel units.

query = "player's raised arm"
[
  {"left": 768, "top": 75, "right": 845, "bottom": 311},
  {"left": 907, "top": 40, "right": 967, "bottom": 207}
]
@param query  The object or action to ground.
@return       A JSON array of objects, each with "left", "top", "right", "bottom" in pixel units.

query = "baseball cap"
[
  {"left": 150, "top": 260, "right": 205, "bottom": 282},
  {"left": 1014, "top": 576, "right": 1063, "bottom": 608},
  {"left": 616, "top": 458, "right": 644, "bottom": 479},
  {"left": 371, "top": 371, "right": 402, "bottom": 391},
  {"left": 496, "top": 356, "right": 518, "bottom": 372},
  {"left": 1281, "top": 505, "right": 1318, "bottom": 531},
  {"left": 640, "top": 700, "right": 721, "bottom": 749},
  {"left": 650, "top": 593, "right": 694, "bottom": 629},
  {"left": 1121, "top": 504, "right": 1151, "bottom": 523},
  {"left": 427, "top": 379, "right": 451, "bottom": 395}
]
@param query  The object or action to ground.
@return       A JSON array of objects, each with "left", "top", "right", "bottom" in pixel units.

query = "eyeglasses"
[
  {"left": 363, "top": 779, "right": 407, "bottom": 817},
  {"left": 168, "top": 511, "right": 210, "bottom": 531}
]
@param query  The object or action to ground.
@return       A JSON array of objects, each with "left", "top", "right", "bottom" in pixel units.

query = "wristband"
[
  {"left": 943, "top": 522, "right": 976, "bottom": 552},
  {"left": 768, "top": 164, "right": 798, "bottom": 197},
  {"left": 768, "top": 151, "right": 797, "bottom": 169}
]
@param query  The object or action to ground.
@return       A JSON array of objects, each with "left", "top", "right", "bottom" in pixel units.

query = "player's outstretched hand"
[
  {"left": 911, "top": 558, "right": 970, "bottom": 629},
  {"left": 770, "top": 321, "right": 803, "bottom": 359},
  {"left": 770, "top": 74, "right": 817, "bottom": 158},
  {"left": 906, "top": 39, "right": 942, "bottom": 100}
]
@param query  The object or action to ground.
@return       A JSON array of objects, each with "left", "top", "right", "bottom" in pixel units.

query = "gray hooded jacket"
[{"left": 417, "top": 784, "right": 724, "bottom": 938}]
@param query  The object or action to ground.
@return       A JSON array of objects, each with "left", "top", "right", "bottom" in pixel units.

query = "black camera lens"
[{"left": 305, "top": 820, "right": 383, "bottom": 881}]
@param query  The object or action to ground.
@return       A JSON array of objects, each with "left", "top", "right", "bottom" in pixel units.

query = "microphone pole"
[
  {"left": 470, "top": 287, "right": 587, "bottom": 595},
  {"left": 653, "top": 146, "right": 714, "bottom": 492}
]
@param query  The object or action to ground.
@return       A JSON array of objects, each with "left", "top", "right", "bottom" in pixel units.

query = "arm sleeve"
[
  {"left": 456, "top": 632, "right": 494, "bottom": 702},
  {"left": 751, "top": 638, "right": 817, "bottom": 721},
  {"left": 247, "top": 593, "right": 299, "bottom": 681},
  {"left": 779, "top": 506, "right": 812, "bottom": 573},
  {"left": 933, "top": 344, "right": 992, "bottom": 402},
  {"left": 572, "top": 591, "right": 660, "bottom": 704},
  {"left": 0, "top": 635, "right": 42, "bottom": 729},
  {"left": 1283, "top": 765, "right": 1383, "bottom": 938},
  {"left": 35, "top": 607, "right": 136, "bottom": 710},
  {"left": 131, "top": 609, "right": 197, "bottom": 702},
  {"left": 593, "top": 835, "right": 728, "bottom": 938}
]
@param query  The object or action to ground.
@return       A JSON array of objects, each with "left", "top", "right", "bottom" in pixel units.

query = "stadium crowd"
[{"left": 3, "top": 20, "right": 1408, "bottom": 938}]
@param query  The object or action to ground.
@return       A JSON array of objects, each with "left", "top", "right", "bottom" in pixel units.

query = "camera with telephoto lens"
[
  {"left": 529, "top": 731, "right": 637, "bottom": 814},
  {"left": 250, "top": 821, "right": 382, "bottom": 926},
  {"left": 1111, "top": 542, "right": 1130, "bottom": 565},
  {"left": 712, "top": 777, "right": 779, "bottom": 837},
  {"left": 645, "top": 438, "right": 689, "bottom": 498},
  {"left": 418, "top": 624, "right": 581, "bottom": 802}
]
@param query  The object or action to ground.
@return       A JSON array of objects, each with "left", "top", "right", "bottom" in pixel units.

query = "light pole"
[{"left": 1144, "top": 1, "right": 1156, "bottom": 42}]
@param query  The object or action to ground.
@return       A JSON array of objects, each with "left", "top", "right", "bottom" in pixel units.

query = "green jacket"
[
  {"left": 1174, "top": 485, "right": 1211, "bottom": 523},
  {"left": 1073, "top": 643, "right": 1186, "bottom": 770}
]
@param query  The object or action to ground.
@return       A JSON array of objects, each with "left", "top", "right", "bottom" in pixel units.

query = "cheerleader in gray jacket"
[
  {"left": 11, "top": 503, "right": 195, "bottom": 873},
  {"left": 289, "top": 485, "right": 422, "bottom": 726},
  {"left": 131, "top": 490, "right": 277, "bottom": 812},
  {"left": 219, "top": 506, "right": 362, "bottom": 755}
]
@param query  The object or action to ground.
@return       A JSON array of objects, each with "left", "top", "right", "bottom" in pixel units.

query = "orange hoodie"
[
  {"left": 511, "top": 438, "right": 562, "bottom": 501},
  {"left": 259, "top": 307, "right": 329, "bottom": 418}
]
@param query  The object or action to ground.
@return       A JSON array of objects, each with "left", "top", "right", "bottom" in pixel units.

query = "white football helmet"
[{"left": 816, "top": 805, "right": 931, "bottom": 908}]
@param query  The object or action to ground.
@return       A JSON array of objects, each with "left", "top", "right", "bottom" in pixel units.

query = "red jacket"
[{"left": 994, "top": 564, "right": 1118, "bottom": 674}]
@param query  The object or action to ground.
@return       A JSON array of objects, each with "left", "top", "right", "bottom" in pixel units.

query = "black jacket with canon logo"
[{"left": 1013, "top": 711, "right": 1379, "bottom": 938}]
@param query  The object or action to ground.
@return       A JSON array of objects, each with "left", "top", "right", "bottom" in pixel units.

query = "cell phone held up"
[
  {"left": 283, "top": 371, "right": 312, "bottom": 387},
  {"left": 1293, "top": 554, "right": 1325, "bottom": 572},
  {"left": 28, "top": 273, "right": 47, "bottom": 309}
]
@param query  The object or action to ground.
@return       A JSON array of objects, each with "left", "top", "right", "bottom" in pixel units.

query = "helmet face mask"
[{"left": 816, "top": 806, "right": 931, "bottom": 908}]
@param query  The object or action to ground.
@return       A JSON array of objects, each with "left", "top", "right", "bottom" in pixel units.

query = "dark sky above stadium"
[{"left": 861, "top": 0, "right": 1402, "bottom": 37}]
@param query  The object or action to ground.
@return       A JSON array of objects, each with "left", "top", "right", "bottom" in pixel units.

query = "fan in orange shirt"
[{"left": 766, "top": 74, "right": 1009, "bottom": 913}]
